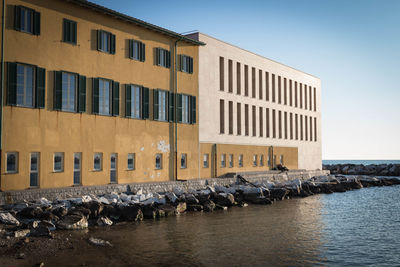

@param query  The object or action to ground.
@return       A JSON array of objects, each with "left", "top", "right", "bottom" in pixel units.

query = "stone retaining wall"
[{"left": 0, "top": 170, "right": 329, "bottom": 205}]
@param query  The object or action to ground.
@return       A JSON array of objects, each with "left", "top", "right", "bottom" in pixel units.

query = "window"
[
  {"left": 129, "top": 39, "right": 145, "bottom": 62},
  {"left": 290, "top": 113, "right": 293, "bottom": 140},
  {"left": 300, "top": 83, "right": 303, "bottom": 109},
  {"left": 273, "top": 155, "right": 277, "bottom": 168},
  {"left": 228, "top": 101, "right": 233, "bottom": 134},
  {"left": 177, "top": 94, "right": 196, "bottom": 124},
  {"left": 94, "top": 153, "right": 102, "bottom": 171},
  {"left": 228, "top": 59, "right": 233, "bottom": 92},
  {"left": 97, "top": 30, "right": 115, "bottom": 54},
  {"left": 6, "top": 152, "right": 18, "bottom": 173},
  {"left": 300, "top": 115, "right": 304, "bottom": 140},
  {"left": 54, "top": 152, "right": 64, "bottom": 172},
  {"left": 238, "top": 154, "right": 243, "bottom": 168},
  {"left": 259, "top": 69, "right": 263, "bottom": 100},
  {"left": 289, "top": 80, "right": 293, "bottom": 106},
  {"left": 30, "top": 152, "right": 39, "bottom": 187},
  {"left": 237, "top": 103, "right": 241, "bottom": 135},
  {"left": 260, "top": 155, "right": 264, "bottom": 166},
  {"left": 237, "top": 62, "right": 241, "bottom": 95},
  {"left": 63, "top": 19, "right": 77, "bottom": 44},
  {"left": 181, "top": 153, "right": 187, "bottom": 169},
  {"left": 280, "top": 155, "right": 284, "bottom": 165},
  {"left": 259, "top": 107, "right": 263, "bottom": 137},
  {"left": 127, "top": 153, "right": 135, "bottom": 170},
  {"left": 272, "top": 74, "right": 276, "bottom": 102},
  {"left": 314, "top": 117, "right": 317, "bottom": 142},
  {"left": 278, "top": 111, "right": 282, "bottom": 139},
  {"left": 155, "top": 154, "right": 162, "bottom": 169},
  {"left": 278, "top": 76, "right": 281, "bottom": 104},
  {"left": 93, "top": 78, "right": 119, "bottom": 116},
  {"left": 180, "top": 94, "right": 190, "bottom": 124},
  {"left": 272, "top": 109, "right": 276, "bottom": 138},
  {"left": 295, "top": 114, "right": 299, "bottom": 140},
  {"left": 266, "top": 108, "right": 270, "bottom": 138},
  {"left": 305, "top": 115, "right": 308, "bottom": 141},
  {"left": 221, "top": 154, "right": 226, "bottom": 168},
  {"left": 245, "top": 104, "right": 249, "bottom": 136},
  {"left": 229, "top": 154, "right": 233, "bottom": 168},
  {"left": 126, "top": 85, "right": 149, "bottom": 119},
  {"left": 14, "top": 6, "right": 40, "bottom": 35},
  {"left": 304, "top": 84, "right": 308, "bottom": 110},
  {"left": 314, "top": 87, "right": 317, "bottom": 111},
  {"left": 267, "top": 155, "right": 271, "bottom": 168},
  {"left": 203, "top": 154, "right": 209, "bottom": 168},
  {"left": 295, "top": 82, "right": 298, "bottom": 107},
  {"left": 219, "top": 57, "right": 224, "bottom": 91},
  {"left": 310, "top": 116, "right": 313, "bottom": 141},
  {"left": 284, "top": 78, "right": 287, "bottom": 105},
  {"left": 244, "top": 65, "right": 249, "bottom": 96},
  {"left": 180, "top": 55, "right": 193, "bottom": 74},
  {"left": 252, "top": 67, "right": 256, "bottom": 98},
  {"left": 265, "top": 72, "right": 270, "bottom": 101},
  {"left": 156, "top": 48, "right": 171, "bottom": 68},
  {"left": 253, "top": 155, "right": 258, "bottom": 167},
  {"left": 154, "top": 90, "right": 168, "bottom": 121},
  {"left": 110, "top": 153, "right": 117, "bottom": 183},
  {"left": 7, "top": 63, "right": 45, "bottom": 109},
  {"left": 220, "top": 99, "right": 224, "bottom": 134},
  {"left": 284, "top": 111, "right": 288, "bottom": 139},
  {"left": 252, "top": 105, "right": 256, "bottom": 136},
  {"left": 54, "top": 71, "right": 86, "bottom": 112},
  {"left": 73, "top": 153, "right": 81, "bottom": 185}
]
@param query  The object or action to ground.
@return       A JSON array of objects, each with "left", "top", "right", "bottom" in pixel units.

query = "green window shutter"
[
  {"left": 153, "top": 89, "right": 159, "bottom": 120},
  {"left": 92, "top": 78, "right": 99, "bottom": 114},
  {"left": 191, "top": 95, "right": 196, "bottom": 124},
  {"left": 112, "top": 81, "right": 120, "bottom": 116},
  {"left": 128, "top": 40, "right": 133, "bottom": 59},
  {"left": 189, "top": 57, "right": 193, "bottom": 74},
  {"left": 141, "top": 43, "right": 146, "bottom": 62},
  {"left": 7, "top": 62, "right": 17, "bottom": 105},
  {"left": 78, "top": 75, "right": 86, "bottom": 112},
  {"left": 71, "top": 21, "right": 77, "bottom": 44},
  {"left": 179, "top": 55, "right": 182, "bottom": 71},
  {"left": 110, "top": 34, "right": 116, "bottom": 54},
  {"left": 142, "top": 87, "right": 149, "bottom": 119},
  {"left": 54, "top": 71, "right": 62, "bottom": 110},
  {"left": 169, "top": 92, "right": 175, "bottom": 122},
  {"left": 33, "top": 11, "right": 40, "bottom": 35},
  {"left": 97, "top": 30, "right": 102, "bottom": 51},
  {"left": 177, "top": 94, "right": 183, "bottom": 123},
  {"left": 63, "top": 19, "right": 68, "bottom": 42},
  {"left": 14, "top": 6, "right": 21, "bottom": 31},
  {"left": 35, "top": 67, "right": 45, "bottom": 108},
  {"left": 166, "top": 51, "right": 171, "bottom": 68},
  {"left": 125, "top": 85, "right": 131, "bottom": 117}
]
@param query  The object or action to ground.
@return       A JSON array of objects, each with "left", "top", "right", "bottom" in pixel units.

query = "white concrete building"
[{"left": 187, "top": 32, "right": 322, "bottom": 171}]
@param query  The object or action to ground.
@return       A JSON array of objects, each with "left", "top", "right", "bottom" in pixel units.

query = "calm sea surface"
[
  {"left": 31, "top": 185, "right": 400, "bottom": 266},
  {"left": 323, "top": 160, "right": 400, "bottom": 165}
]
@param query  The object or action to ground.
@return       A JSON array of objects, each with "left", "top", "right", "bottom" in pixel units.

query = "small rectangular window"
[
  {"left": 238, "top": 154, "right": 243, "bottom": 168},
  {"left": 314, "top": 117, "right": 317, "bottom": 142},
  {"left": 130, "top": 39, "right": 145, "bottom": 62},
  {"left": 278, "top": 110, "right": 282, "bottom": 139},
  {"left": 229, "top": 154, "right": 233, "bottom": 168},
  {"left": 221, "top": 154, "right": 226, "bottom": 168},
  {"left": 228, "top": 101, "right": 233, "bottom": 134},
  {"left": 253, "top": 155, "right": 258, "bottom": 167},
  {"left": 259, "top": 69, "right": 263, "bottom": 100},
  {"left": 266, "top": 108, "right": 270, "bottom": 138},
  {"left": 267, "top": 155, "right": 271, "bottom": 168},
  {"left": 305, "top": 115, "right": 308, "bottom": 141},
  {"left": 289, "top": 79, "right": 293, "bottom": 106},
  {"left": 259, "top": 107, "right": 263, "bottom": 137},
  {"left": 54, "top": 152, "right": 64, "bottom": 172},
  {"left": 236, "top": 62, "right": 241, "bottom": 95},
  {"left": 237, "top": 102, "right": 241, "bottom": 135},
  {"left": 304, "top": 84, "right": 308, "bottom": 110},
  {"left": 290, "top": 113, "right": 293, "bottom": 140},
  {"left": 220, "top": 99, "right": 225, "bottom": 134},
  {"left": 284, "top": 78, "right": 287, "bottom": 105},
  {"left": 94, "top": 152, "right": 102, "bottom": 171},
  {"left": 155, "top": 154, "right": 162, "bottom": 169},
  {"left": 300, "top": 115, "right": 304, "bottom": 141},
  {"left": 265, "top": 72, "right": 270, "bottom": 101},
  {"left": 228, "top": 59, "right": 233, "bottom": 92},
  {"left": 295, "top": 82, "right": 298, "bottom": 107},
  {"left": 220, "top": 57, "right": 224, "bottom": 91},
  {"left": 63, "top": 19, "right": 77, "bottom": 44},
  {"left": 300, "top": 83, "right": 303, "bottom": 109},
  {"left": 181, "top": 153, "right": 187, "bottom": 169},
  {"left": 110, "top": 153, "right": 118, "bottom": 183},
  {"left": 156, "top": 48, "right": 171, "bottom": 68},
  {"left": 30, "top": 152, "right": 39, "bottom": 187},
  {"left": 278, "top": 76, "right": 281, "bottom": 104},
  {"left": 15, "top": 6, "right": 40, "bottom": 35},
  {"left": 180, "top": 55, "right": 193, "bottom": 73},
  {"left": 314, "top": 87, "right": 317, "bottom": 111},
  {"left": 272, "top": 74, "right": 275, "bottom": 102},
  {"left": 127, "top": 153, "right": 135, "bottom": 170},
  {"left": 252, "top": 67, "right": 256, "bottom": 98},
  {"left": 244, "top": 65, "right": 249, "bottom": 96},
  {"left": 272, "top": 109, "right": 276, "bottom": 138},
  {"left": 273, "top": 155, "right": 277, "bottom": 168},
  {"left": 6, "top": 152, "right": 18, "bottom": 173},
  {"left": 73, "top": 152, "right": 81, "bottom": 185},
  {"left": 97, "top": 30, "right": 115, "bottom": 54},
  {"left": 203, "top": 154, "right": 209, "bottom": 168},
  {"left": 284, "top": 111, "right": 288, "bottom": 139},
  {"left": 260, "top": 155, "right": 264, "bottom": 167},
  {"left": 245, "top": 104, "right": 249, "bottom": 136},
  {"left": 252, "top": 105, "right": 256, "bottom": 137}
]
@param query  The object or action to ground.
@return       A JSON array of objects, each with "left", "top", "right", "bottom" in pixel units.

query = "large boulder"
[
  {"left": 202, "top": 199, "right": 216, "bottom": 212},
  {"left": 68, "top": 206, "right": 91, "bottom": 218},
  {"left": 56, "top": 214, "right": 88, "bottom": 230},
  {"left": 269, "top": 188, "right": 289, "bottom": 200},
  {"left": 18, "top": 207, "right": 43, "bottom": 219},
  {"left": 142, "top": 205, "right": 157, "bottom": 219},
  {"left": 0, "top": 212, "right": 20, "bottom": 226},
  {"left": 158, "top": 204, "right": 176, "bottom": 216},
  {"left": 52, "top": 206, "right": 68, "bottom": 218},
  {"left": 212, "top": 193, "right": 235, "bottom": 207},
  {"left": 83, "top": 201, "right": 104, "bottom": 219},
  {"left": 119, "top": 205, "right": 143, "bottom": 221}
]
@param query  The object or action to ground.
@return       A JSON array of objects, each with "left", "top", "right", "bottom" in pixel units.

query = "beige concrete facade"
[{"left": 187, "top": 32, "right": 322, "bottom": 170}]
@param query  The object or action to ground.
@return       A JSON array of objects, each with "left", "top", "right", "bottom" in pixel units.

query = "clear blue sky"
[{"left": 92, "top": 0, "right": 400, "bottom": 160}]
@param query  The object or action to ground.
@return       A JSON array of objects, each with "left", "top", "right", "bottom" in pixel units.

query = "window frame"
[
  {"left": 15, "top": 5, "right": 39, "bottom": 35},
  {"left": 280, "top": 155, "right": 284, "bottom": 165},
  {"left": 110, "top": 153, "right": 118, "bottom": 183},
  {"left": 129, "top": 39, "right": 145, "bottom": 62},
  {"left": 180, "top": 153, "right": 187, "bottom": 169},
  {"left": 97, "top": 29, "right": 115, "bottom": 54},
  {"left": 73, "top": 152, "right": 82, "bottom": 185},
  {"left": 260, "top": 155, "right": 264, "bottom": 167},
  {"left": 16, "top": 62, "right": 35, "bottom": 108},
  {"left": 6, "top": 152, "right": 19, "bottom": 174},
  {"left": 228, "top": 154, "right": 233, "bottom": 168},
  {"left": 221, "top": 154, "right": 226, "bottom": 168},
  {"left": 93, "top": 152, "right": 103, "bottom": 171},
  {"left": 53, "top": 152, "right": 64, "bottom": 173},
  {"left": 203, "top": 153, "right": 209, "bottom": 168},
  {"left": 63, "top": 18, "right": 77, "bottom": 45},
  {"left": 30, "top": 152, "right": 40, "bottom": 187},
  {"left": 155, "top": 153, "right": 162, "bottom": 170},
  {"left": 60, "top": 71, "right": 78, "bottom": 112},
  {"left": 179, "top": 54, "right": 193, "bottom": 74},
  {"left": 127, "top": 153, "right": 135, "bottom": 170},
  {"left": 98, "top": 78, "right": 112, "bottom": 116},
  {"left": 238, "top": 154, "right": 243, "bottom": 168},
  {"left": 156, "top": 48, "right": 171, "bottom": 68},
  {"left": 253, "top": 155, "right": 258, "bottom": 167}
]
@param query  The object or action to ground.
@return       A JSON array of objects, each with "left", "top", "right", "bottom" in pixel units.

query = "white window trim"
[
  {"left": 53, "top": 152, "right": 64, "bottom": 172},
  {"left": 6, "top": 152, "right": 19, "bottom": 174}
]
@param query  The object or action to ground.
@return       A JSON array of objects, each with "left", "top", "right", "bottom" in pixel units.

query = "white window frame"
[
  {"left": 53, "top": 152, "right": 64, "bottom": 172},
  {"left": 98, "top": 79, "right": 111, "bottom": 115},
  {"left": 221, "top": 154, "right": 226, "bottom": 168},
  {"left": 181, "top": 94, "right": 190, "bottom": 124},
  {"left": 203, "top": 154, "right": 209, "bottom": 168},
  {"left": 73, "top": 152, "right": 82, "bottom": 185},
  {"left": 93, "top": 152, "right": 103, "bottom": 171},
  {"left": 6, "top": 152, "right": 18, "bottom": 173},
  {"left": 16, "top": 63, "right": 35, "bottom": 108},
  {"left": 127, "top": 153, "right": 135, "bottom": 170},
  {"left": 181, "top": 153, "right": 187, "bottom": 169},
  {"left": 30, "top": 152, "right": 40, "bottom": 187},
  {"left": 155, "top": 154, "right": 162, "bottom": 170},
  {"left": 158, "top": 90, "right": 167, "bottom": 121},
  {"left": 61, "top": 72, "right": 77, "bottom": 112},
  {"left": 130, "top": 85, "right": 142, "bottom": 119}
]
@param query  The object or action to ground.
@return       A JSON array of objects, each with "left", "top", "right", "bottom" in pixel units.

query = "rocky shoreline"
[{"left": 323, "top": 163, "right": 400, "bottom": 176}]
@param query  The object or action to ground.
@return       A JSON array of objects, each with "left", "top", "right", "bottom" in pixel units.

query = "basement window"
[
  {"left": 181, "top": 153, "right": 187, "bottom": 169},
  {"left": 203, "top": 154, "right": 209, "bottom": 168},
  {"left": 155, "top": 154, "right": 162, "bottom": 170},
  {"left": 93, "top": 153, "right": 102, "bottom": 171},
  {"left": 127, "top": 153, "right": 135, "bottom": 170},
  {"left": 53, "top": 152, "right": 64, "bottom": 172},
  {"left": 6, "top": 152, "right": 18, "bottom": 173}
]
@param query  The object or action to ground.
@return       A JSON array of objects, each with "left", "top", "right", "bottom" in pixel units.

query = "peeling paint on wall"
[{"left": 157, "top": 140, "right": 170, "bottom": 153}]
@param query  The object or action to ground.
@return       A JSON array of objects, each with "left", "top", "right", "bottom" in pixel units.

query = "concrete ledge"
[{"left": 0, "top": 170, "right": 329, "bottom": 205}]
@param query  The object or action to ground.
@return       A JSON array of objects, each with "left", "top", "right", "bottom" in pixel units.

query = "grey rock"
[
  {"left": 0, "top": 212, "right": 20, "bottom": 226},
  {"left": 56, "top": 215, "right": 88, "bottom": 230}
]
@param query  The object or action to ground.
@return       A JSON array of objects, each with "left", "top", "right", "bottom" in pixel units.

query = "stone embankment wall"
[
  {"left": 323, "top": 164, "right": 400, "bottom": 176},
  {"left": 0, "top": 170, "right": 328, "bottom": 205}
]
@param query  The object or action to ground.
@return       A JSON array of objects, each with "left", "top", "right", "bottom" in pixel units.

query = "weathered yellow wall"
[
  {"left": 200, "top": 143, "right": 298, "bottom": 178},
  {"left": 1, "top": 0, "right": 199, "bottom": 190}
]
